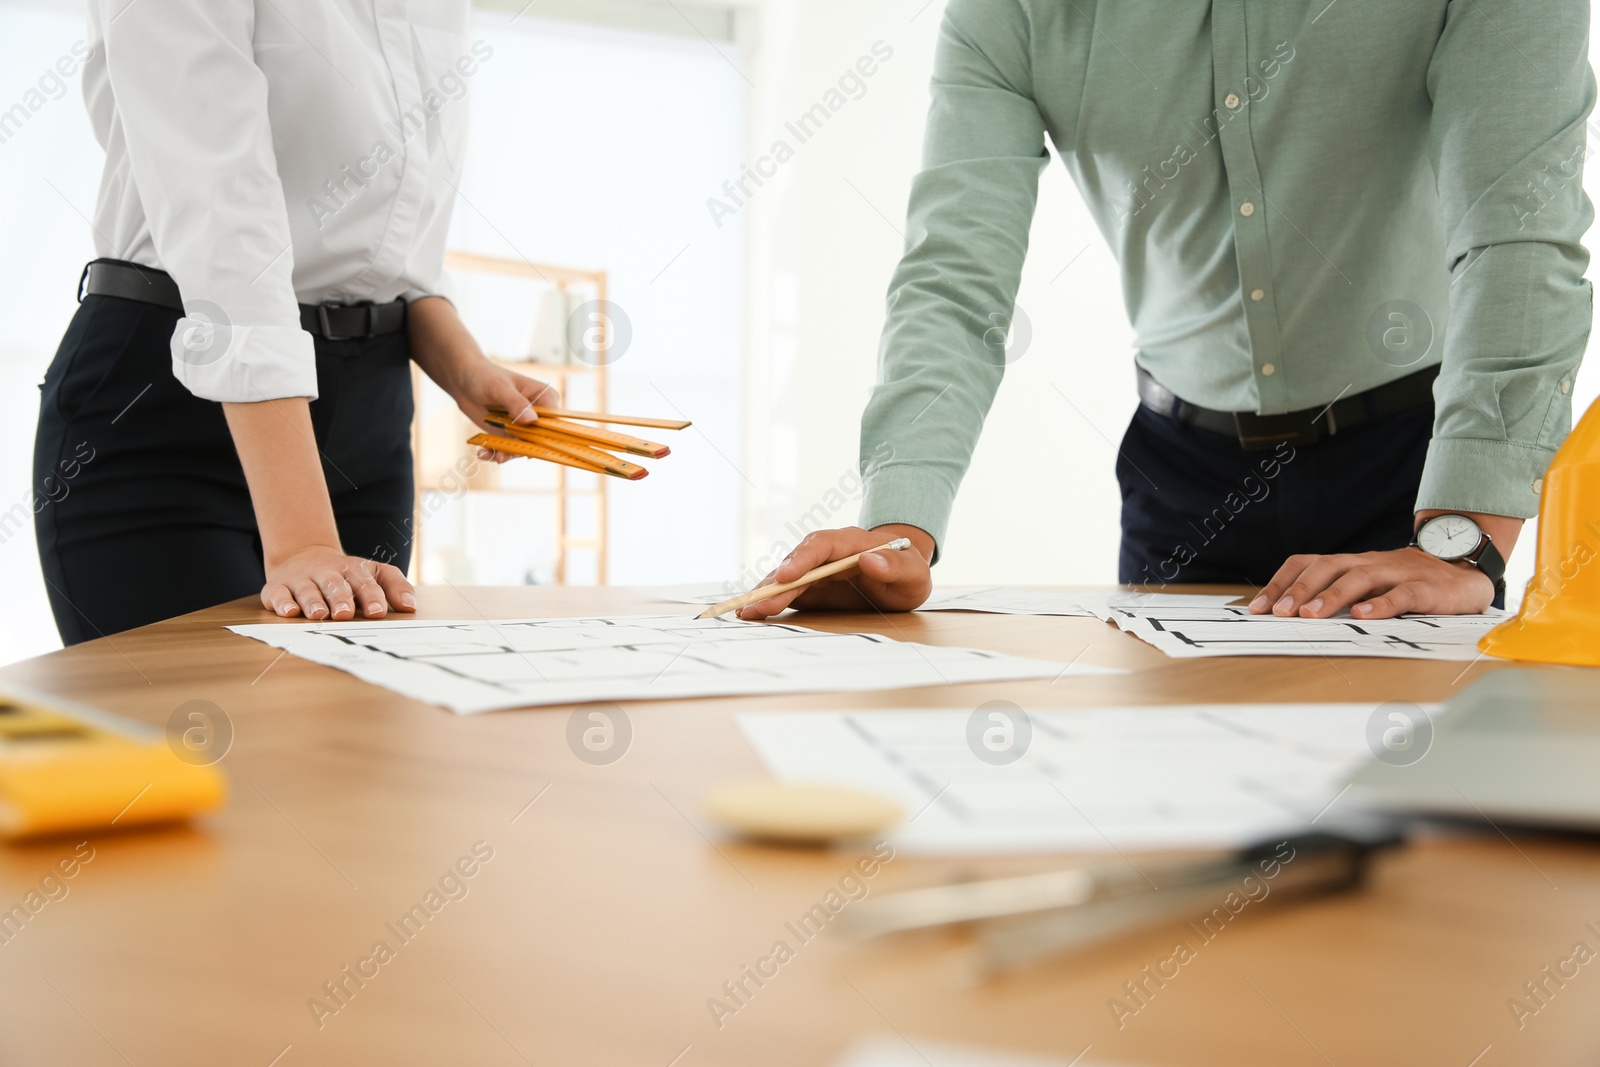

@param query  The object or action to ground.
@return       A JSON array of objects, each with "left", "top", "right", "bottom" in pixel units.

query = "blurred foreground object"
[
  {"left": 0, "top": 686, "right": 226, "bottom": 839},
  {"left": 703, "top": 779, "right": 903, "bottom": 844},
  {"left": 844, "top": 829, "right": 1398, "bottom": 978},
  {"left": 1349, "top": 669, "right": 1600, "bottom": 831},
  {"left": 1482, "top": 397, "right": 1600, "bottom": 666}
]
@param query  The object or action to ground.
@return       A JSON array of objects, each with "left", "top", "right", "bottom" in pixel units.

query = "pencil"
[
  {"left": 485, "top": 414, "right": 670, "bottom": 459},
  {"left": 695, "top": 538, "right": 913, "bottom": 619},
  {"left": 487, "top": 404, "right": 691, "bottom": 431}
]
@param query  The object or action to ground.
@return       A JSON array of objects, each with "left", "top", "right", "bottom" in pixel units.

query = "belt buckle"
[
  {"left": 317, "top": 303, "right": 349, "bottom": 341},
  {"left": 1232, "top": 411, "right": 1318, "bottom": 451},
  {"left": 317, "top": 301, "right": 377, "bottom": 341}
]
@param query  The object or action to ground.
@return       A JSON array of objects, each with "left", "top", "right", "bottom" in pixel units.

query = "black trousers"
[
  {"left": 33, "top": 293, "right": 415, "bottom": 645},
  {"left": 1115, "top": 402, "right": 1433, "bottom": 589}
]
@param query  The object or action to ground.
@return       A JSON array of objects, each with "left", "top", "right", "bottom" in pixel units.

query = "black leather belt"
[
  {"left": 1136, "top": 364, "right": 1439, "bottom": 450},
  {"left": 78, "top": 258, "right": 406, "bottom": 341}
]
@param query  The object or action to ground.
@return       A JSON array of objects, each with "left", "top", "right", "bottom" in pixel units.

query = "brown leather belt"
[{"left": 1136, "top": 364, "right": 1439, "bottom": 451}]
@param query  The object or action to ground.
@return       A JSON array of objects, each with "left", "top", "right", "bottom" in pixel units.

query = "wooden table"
[{"left": 2, "top": 586, "right": 1596, "bottom": 1067}]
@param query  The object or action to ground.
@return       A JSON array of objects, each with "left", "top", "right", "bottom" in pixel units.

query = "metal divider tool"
[{"left": 841, "top": 829, "right": 1402, "bottom": 977}]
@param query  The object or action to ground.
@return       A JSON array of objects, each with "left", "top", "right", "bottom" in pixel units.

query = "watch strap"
[{"left": 1467, "top": 532, "right": 1507, "bottom": 585}]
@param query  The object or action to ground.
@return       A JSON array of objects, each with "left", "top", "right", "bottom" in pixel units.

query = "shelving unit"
[{"left": 410, "top": 251, "right": 613, "bottom": 585}]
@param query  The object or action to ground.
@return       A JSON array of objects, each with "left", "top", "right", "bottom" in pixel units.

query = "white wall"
[
  {"left": 0, "top": 0, "right": 101, "bottom": 664},
  {"left": 436, "top": 12, "right": 746, "bottom": 588},
  {"left": 733, "top": 0, "right": 1157, "bottom": 590},
  {"left": 736, "top": 0, "right": 1600, "bottom": 606}
]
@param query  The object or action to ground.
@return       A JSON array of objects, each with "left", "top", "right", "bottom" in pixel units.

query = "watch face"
[{"left": 1418, "top": 514, "right": 1482, "bottom": 561}]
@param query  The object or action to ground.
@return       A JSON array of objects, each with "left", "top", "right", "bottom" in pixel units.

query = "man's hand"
[
  {"left": 1250, "top": 547, "right": 1494, "bottom": 619},
  {"left": 1251, "top": 511, "right": 1520, "bottom": 619},
  {"left": 736, "top": 524, "right": 935, "bottom": 620}
]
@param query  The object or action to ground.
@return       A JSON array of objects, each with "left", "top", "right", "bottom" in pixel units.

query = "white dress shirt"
[{"left": 84, "top": 0, "right": 476, "bottom": 403}]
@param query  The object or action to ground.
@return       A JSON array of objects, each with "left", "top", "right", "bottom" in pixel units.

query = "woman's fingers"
[
  {"left": 346, "top": 563, "right": 388, "bottom": 618},
  {"left": 314, "top": 571, "right": 356, "bottom": 620},
  {"left": 485, "top": 372, "right": 559, "bottom": 426},
  {"left": 374, "top": 563, "right": 417, "bottom": 612},
  {"left": 289, "top": 577, "right": 330, "bottom": 621},
  {"left": 491, "top": 378, "right": 539, "bottom": 424},
  {"left": 516, "top": 373, "right": 560, "bottom": 410},
  {"left": 261, "top": 583, "right": 300, "bottom": 617},
  {"left": 475, "top": 446, "right": 518, "bottom": 465},
  {"left": 263, "top": 550, "right": 413, "bottom": 622}
]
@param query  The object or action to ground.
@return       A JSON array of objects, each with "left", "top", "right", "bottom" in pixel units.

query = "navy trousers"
[
  {"left": 33, "top": 293, "right": 415, "bottom": 646},
  {"left": 1115, "top": 402, "right": 1434, "bottom": 589}
]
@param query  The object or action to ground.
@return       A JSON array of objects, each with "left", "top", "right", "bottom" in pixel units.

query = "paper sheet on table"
[
  {"left": 641, "top": 584, "right": 1244, "bottom": 618},
  {"left": 739, "top": 703, "right": 1396, "bottom": 853},
  {"left": 921, "top": 588, "right": 1242, "bottom": 617},
  {"left": 229, "top": 615, "right": 1115, "bottom": 714},
  {"left": 1098, "top": 600, "right": 1506, "bottom": 660}
]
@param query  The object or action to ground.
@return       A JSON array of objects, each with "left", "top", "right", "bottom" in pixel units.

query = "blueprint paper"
[
  {"left": 919, "top": 587, "right": 1100, "bottom": 616},
  {"left": 834, "top": 1036, "right": 1106, "bottom": 1067},
  {"left": 740, "top": 704, "right": 1397, "bottom": 853},
  {"left": 637, "top": 583, "right": 1100, "bottom": 613},
  {"left": 923, "top": 588, "right": 1242, "bottom": 617},
  {"left": 229, "top": 615, "right": 1111, "bottom": 714},
  {"left": 642, "top": 584, "right": 1242, "bottom": 618},
  {"left": 1096, "top": 601, "right": 1505, "bottom": 660}
]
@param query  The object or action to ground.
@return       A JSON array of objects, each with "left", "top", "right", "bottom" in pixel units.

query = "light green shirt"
[{"left": 859, "top": 0, "right": 1594, "bottom": 555}]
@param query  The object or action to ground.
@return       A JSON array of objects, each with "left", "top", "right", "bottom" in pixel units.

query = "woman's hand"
[
  {"left": 407, "top": 295, "right": 558, "bottom": 462},
  {"left": 222, "top": 398, "right": 417, "bottom": 621},
  {"left": 261, "top": 545, "right": 416, "bottom": 620},
  {"left": 447, "top": 358, "right": 560, "bottom": 462}
]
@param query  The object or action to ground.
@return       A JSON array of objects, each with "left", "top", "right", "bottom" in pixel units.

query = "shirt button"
[
  {"left": 1533, "top": 477, "right": 1543, "bottom": 495},
  {"left": 1561, "top": 377, "right": 1572, "bottom": 394},
  {"left": 1250, "top": 288, "right": 1265, "bottom": 301},
  {"left": 1261, "top": 363, "right": 1276, "bottom": 376},
  {"left": 1224, "top": 93, "right": 1241, "bottom": 110},
  {"left": 1240, "top": 201, "right": 1256, "bottom": 217}
]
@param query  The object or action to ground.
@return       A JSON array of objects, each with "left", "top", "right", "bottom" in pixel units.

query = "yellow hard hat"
[{"left": 1480, "top": 395, "right": 1600, "bottom": 666}]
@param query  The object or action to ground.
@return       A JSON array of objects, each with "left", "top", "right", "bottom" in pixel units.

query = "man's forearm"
[{"left": 222, "top": 398, "right": 341, "bottom": 566}]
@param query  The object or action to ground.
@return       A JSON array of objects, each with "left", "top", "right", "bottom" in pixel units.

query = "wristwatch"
[{"left": 1411, "top": 514, "right": 1506, "bottom": 593}]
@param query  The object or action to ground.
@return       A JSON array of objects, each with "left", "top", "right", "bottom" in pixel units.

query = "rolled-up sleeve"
[
  {"left": 856, "top": 0, "right": 1048, "bottom": 558},
  {"left": 1420, "top": 0, "right": 1594, "bottom": 518},
  {"left": 99, "top": 0, "right": 316, "bottom": 402}
]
